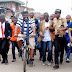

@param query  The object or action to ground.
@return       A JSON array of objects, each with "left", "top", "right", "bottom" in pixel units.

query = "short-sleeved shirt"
[
  {"left": 69, "top": 22, "right": 72, "bottom": 41},
  {"left": 53, "top": 17, "right": 68, "bottom": 35},
  {"left": 66, "top": 22, "right": 71, "bottom": 41},
  {"left": 16, "top": 17, "right": 35, "bottom": 37},
  {"left": 10, "top": 23, "right": 20, "bottom": 42},
  {"left": 69, "top": 22, "right": 72, "bottom": 30}
]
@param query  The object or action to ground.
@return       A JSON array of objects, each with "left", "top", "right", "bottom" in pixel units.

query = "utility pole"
[{"left": 26, "top": 0, "right": 28, "bottom": 11}]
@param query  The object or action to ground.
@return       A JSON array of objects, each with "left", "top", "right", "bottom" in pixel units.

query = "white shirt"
[
  {"left": 0, "top": 22, "right": 5, "bottom": 38},
  {"left": 42, "top": 21, "right": 51, "bottom": 42}
]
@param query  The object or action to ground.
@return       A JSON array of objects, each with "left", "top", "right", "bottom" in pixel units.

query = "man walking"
[
  {"left": 38, "top": 12, "right": 52, "bottom": 66},
  {"left": 50, "top": 9, "right": 67, "bottom": 68},
  {"left": 0, "top": 14, "right": 12, "bottom": 64},
  {"left": 10, "top": 16, "right": 20, "bottom": 62}
]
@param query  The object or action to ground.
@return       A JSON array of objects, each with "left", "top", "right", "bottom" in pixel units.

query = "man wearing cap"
[{"left": 50, "top": 9, "right": 67, "bottom": 68}]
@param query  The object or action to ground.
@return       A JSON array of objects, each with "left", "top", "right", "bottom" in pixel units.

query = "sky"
[{"left": 20, "top": 0, "right": 72, "bottom": 17}]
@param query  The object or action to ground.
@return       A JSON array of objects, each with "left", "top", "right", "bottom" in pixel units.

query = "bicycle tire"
[
  {"left": 26, "top": 48, "right": 30, "bottom": 64},
  {"left": 23, "top": 48, "right": 26, "bottom": 72},
  {"left": 21, "top": 46, "right": 24, "bottom": 61}
]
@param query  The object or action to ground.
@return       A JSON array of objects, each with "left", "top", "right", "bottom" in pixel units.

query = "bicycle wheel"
[
  {"left": 26, "top": 48, "right": 30, "bottom": 64},
  {"left": 22, "top": 46, "right": 24, "bottom": 61},
  {"left": 23, "top": 47, "right": 26, "bottom": 72}
]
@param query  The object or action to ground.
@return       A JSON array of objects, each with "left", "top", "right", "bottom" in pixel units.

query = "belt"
[{"left": 55, "top": 35, "right": 65, "bottom": 37}]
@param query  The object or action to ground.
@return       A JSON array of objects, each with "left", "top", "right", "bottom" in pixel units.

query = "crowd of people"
[{"left": 0, "top": 9, "right": 72, "bottom": 69}]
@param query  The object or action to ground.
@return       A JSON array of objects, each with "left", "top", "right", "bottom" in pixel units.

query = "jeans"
[
  {"left": 12, "top": 41, "right": 19, "bottom": 59},
  {"left": 34, "top": 32, "right": 38, "bottom": 54},
  {"left": 42, "top": 41, "right": 52, "bottom": 62},
  {"left": 38, "top": 42, "right": 43, "bottom": 58},
  {"left": 66, "top": 46, "right": 71, "bottom": 59},
  {"left": 65, "top": 40, "right": 71, "bottom": 60}
]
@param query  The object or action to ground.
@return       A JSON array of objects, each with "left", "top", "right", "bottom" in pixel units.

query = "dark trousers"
[
  {"left": 42, "top": 41, "right": 52, "bottom": 62},
  {"left": 54, "top": 35, "right": 65, "bottom": 64},
  {"left": 12, "top": 41, "right": 19, "bottom": 59},
  {"left": 64, "top": 39, "right": 68, "bottom": 53},
  {"left": 0, "top": 38, "right": 9, "bottom": 61}
]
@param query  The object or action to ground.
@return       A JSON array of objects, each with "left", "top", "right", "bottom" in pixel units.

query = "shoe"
[
  {"left": 66, "top": 58, "right": 70, "bottom": 63},
  {"left": 48, "top": 62, "right": 51, "bottom": 66},
  {"left": 42, "top": 62, "right": 45, "bottom": 66},
  {"left": 18, "top": 52, "right": 20, "bottom": 57},
  {"left": 0, "top": 58, "right": 1, "bottom": 61},
  {"left": 53, "top": 64, "right": 59, "bottom": 69},
  {"left": 39, "top": 57, "right": 41, "bottom": 61},
  {"left": 60, "top": 61, "right": 63, "bottom": 64},
  {"left": 0, "top": 56, "right": 1, "bottom": 61},
  {"left": 51, "top": 60, "right": 53, "bottom": 63},
  {"left": 39, "top": 57, "right": 43, "bottom": 61},
  {"left": 1, "top": 60, "right": 5, "bottom": 64},
  {"left": 34, "top": 52, "right": 36, "bottom": 55},
  {"left": 5, "top": 59, "right": 8, "bottom": 64},
  {"left": 29, "top": 59, "right": 33, "bottom": 65},
  {"left": 32, "top": 57, "right": 34, "bottom": 61},
  {"left": 12, "top": 59, "right": 16, "bottom": 62},
  {"left": 60, "top": 59, "right": 63, "bottom": 64}
]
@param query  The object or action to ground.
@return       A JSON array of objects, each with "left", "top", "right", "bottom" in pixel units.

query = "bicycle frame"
[{"left": 17, "top": 36, "right": 30, "bottom": 72}]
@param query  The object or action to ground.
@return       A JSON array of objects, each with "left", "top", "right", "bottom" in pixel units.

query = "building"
[
  {"left": 0, "top": 0, "right": 25, "bottom": 17},
  {"left": 0, "top": 0, "right": 34, "bottom": 18}
]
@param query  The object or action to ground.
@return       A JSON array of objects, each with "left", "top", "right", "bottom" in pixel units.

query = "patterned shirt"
[{"left": 16, "top": 17, "right": 35, "bottom": 36}]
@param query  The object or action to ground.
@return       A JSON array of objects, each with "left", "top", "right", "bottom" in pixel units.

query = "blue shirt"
[
  {"left": 69, "top": 22, "right": 72, "bottom": 35},
  {"left": 66, "top": 22, "right": 71, "bottom": 41}
]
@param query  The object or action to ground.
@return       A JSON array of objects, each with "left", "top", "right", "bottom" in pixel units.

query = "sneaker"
[
  {"left": 32, "top": 57, "right": 34, "bottom": 61},
  {"left": 12, "top": 59, "right": 16, "bottom": 62},
  {"left": 1, "top": 60, "right": 5, "bottom": 64},
  {"left": 48, "top": 62, "right": 51, "bottom": 66},
  {"left": 5, "top": 59, "right": 8, "bottom": 64},
  {"left": 66, "top": 58, "right": 70, "bottom": 63},
  {"left": 18, "top": 52, "right": 20, "bottom": 57},
  {"left": 29, "top": 59, "right": 33, "bottom": 65},
  {"left": 34, "top": 52, "right": 36, "bottom": 55},
  {"left": 42, "top": 62, "right": 45, "bottom": 66},
  {"left": 0, "top": 58, "right": 1, "bottom": 61},
  {"left": 39, "top": 57, "right": 43, "bottom": 61},
  {"left": 60, "top": 61, "right": 63, "bottom": 64},
  {"left": 0, "top": 55, "right": 1, "bottom": 61},
  {"left": 53, "top": 64, "right": 59, "bottom": 69}
]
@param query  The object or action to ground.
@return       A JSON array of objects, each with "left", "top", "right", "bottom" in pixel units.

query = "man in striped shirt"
[{"left": 15, "top": 11, "right": 36, "bottom": 65}]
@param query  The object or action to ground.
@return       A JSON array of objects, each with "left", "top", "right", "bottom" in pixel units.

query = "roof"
[
  {"left": 0, "top": 7, "right": 11, "bottom": 11},
  {"left": 0, "top": 0, "right": 25, "bottom": 5},
  {"left": 27, "top": 7, "right": 34, "bottom": 11}
]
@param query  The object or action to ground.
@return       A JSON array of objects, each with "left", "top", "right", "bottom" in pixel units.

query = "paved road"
[{"left": 0, "top": 48, "right": 72, "bottom": 72}]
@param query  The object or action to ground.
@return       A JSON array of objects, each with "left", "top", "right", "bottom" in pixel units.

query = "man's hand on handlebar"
[
  {"left": 70, "top": 38, "right": 72, "bottom": 43},
  {"left": 14, "top": 34, "right": 18, "bottom": 37},
  {"left": 32, "top": 34, "right": 36, "bottom": 37}
]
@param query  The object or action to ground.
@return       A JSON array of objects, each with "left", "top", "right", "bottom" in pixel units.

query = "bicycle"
[{"left": 18, "top": 36, "right": 30, "bottom": 72}]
